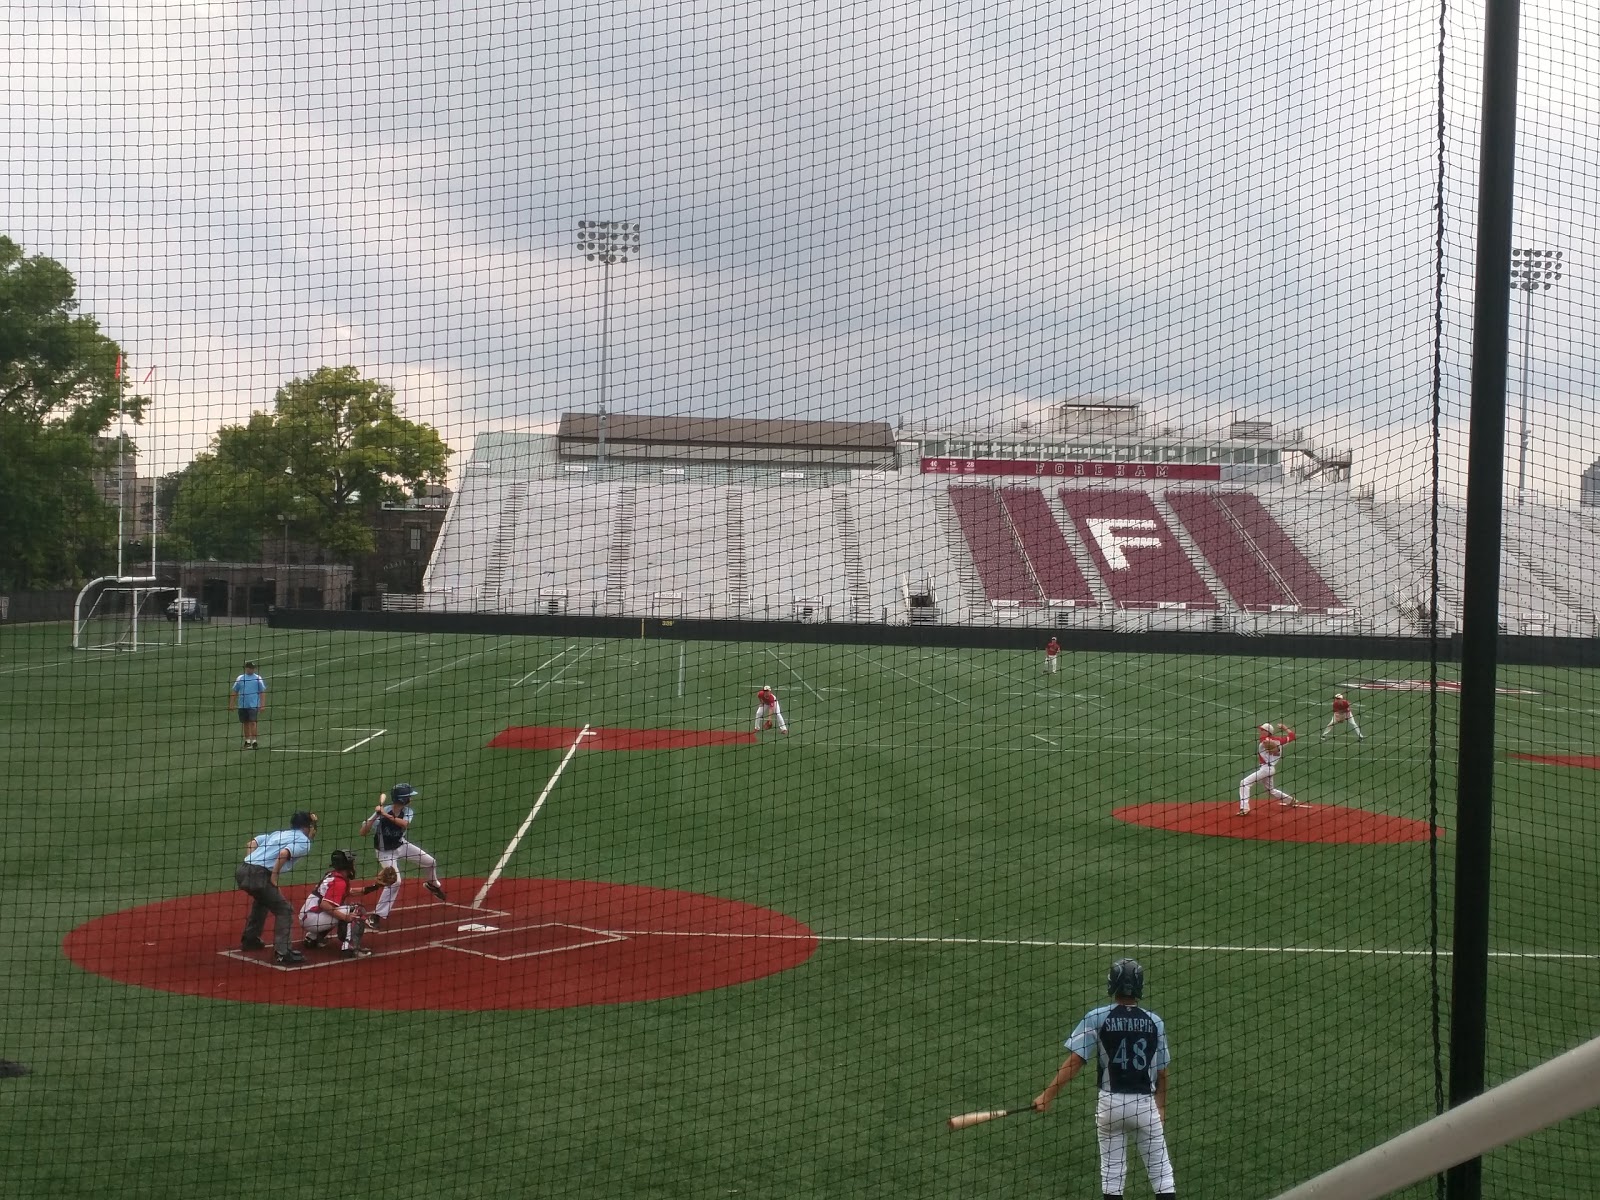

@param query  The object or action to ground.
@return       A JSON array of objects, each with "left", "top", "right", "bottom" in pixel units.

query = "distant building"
[
  {"left": 1582, "top": 459, "right": 1600, "bottom": 508},
  {"left": 351, "top": 492, "right": 451, "bottom": 609},
  {"left": 91, "top": 436, "right": 154, "bottom": 543}
]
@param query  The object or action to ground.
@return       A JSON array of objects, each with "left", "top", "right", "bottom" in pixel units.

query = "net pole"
[{"left": 1448, "top": 2, "right": 1524, "bottom": 1198}]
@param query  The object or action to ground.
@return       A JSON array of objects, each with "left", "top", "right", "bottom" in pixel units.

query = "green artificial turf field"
[{"left": 1, "top": 621, "right": 1596, "bottom": 1199}]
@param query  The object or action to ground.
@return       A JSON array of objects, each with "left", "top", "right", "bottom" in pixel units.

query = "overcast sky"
[{"left": 5, "top": 1, "right": 1598, "bottom": 498}]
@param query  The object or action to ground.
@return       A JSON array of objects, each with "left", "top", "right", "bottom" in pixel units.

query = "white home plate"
[{"left": 457, "top": 922, "right": 500, "bottom": 932}]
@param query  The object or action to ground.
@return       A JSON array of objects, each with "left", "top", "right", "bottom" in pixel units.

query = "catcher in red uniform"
[{"left": 297, "top": 849, "right": 391, "bottom": 957}]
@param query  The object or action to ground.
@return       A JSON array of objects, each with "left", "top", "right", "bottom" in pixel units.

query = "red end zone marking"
[
  {"left": 488, "top": 726, "right": 756, "bottom": 750},
  {"left": 62, "top": 878, "right": 817, "bottom": 1011},
  {"left": 1511, "top": 753, "right": 1600, "bottom": 770},
  {"left": 1114, "top": 802, "right": 1441, "bottom": 845}
]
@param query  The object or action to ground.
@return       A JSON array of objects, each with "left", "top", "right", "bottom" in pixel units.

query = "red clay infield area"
[
  {"left": 1511, "top": 753, "right": 1600, "bottom": 770},
  {"left": 487, "top": 725, "right": 755, "bottom": 750},
  {"left": 1114, "top": 802, "right": 1440, "bottom": 845},
  {"left": 63, "top": 878, "right": 817, "bottom": 1012}
]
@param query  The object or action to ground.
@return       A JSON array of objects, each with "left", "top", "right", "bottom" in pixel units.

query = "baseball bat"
[{"left": 947, "top": 1105, "right": 1035, "bottom": 1131}]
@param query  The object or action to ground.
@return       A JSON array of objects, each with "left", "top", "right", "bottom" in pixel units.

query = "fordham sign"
[{"left": 921, "top": 457, "right": 1223, "bottom": 481}]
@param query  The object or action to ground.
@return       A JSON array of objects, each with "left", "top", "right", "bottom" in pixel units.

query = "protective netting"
[{"left": 3, "top": 2, "right": 1599, "bottom": 1198}]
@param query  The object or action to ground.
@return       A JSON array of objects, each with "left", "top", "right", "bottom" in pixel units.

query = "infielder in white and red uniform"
[
  {"left": 1044, "top": 636, "right": 1061, "bottom": 674},
  {"left": 1322, "top": 693, "right": 1364, "bottom": 741},
  {"left": 1238, "top": 722, "right": 1297, "bottom": 814},
  {"left": 297, "top": 848, "right": 372, "bottom": 956},
  {"left": 753, "top": 685, "right": 788, "bottom": 735}
]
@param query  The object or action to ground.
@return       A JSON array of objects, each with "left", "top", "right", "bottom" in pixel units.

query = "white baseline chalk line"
[
  {"left": 340, "top": 729, "right": 387, "bottom": 753},
  {"left": 586, "top": 929, "right": 1600, "bottom": 961},
  {"left": 471, "top": 723, "right": 596, "bottom": 909}
]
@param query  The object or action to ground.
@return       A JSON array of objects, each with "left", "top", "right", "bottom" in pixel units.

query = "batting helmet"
[
  {"left": 391, "top": 783, "right": 419, "bottom": 802},
  {"left": 1106, "top": 957, "right": 1145, "bottom": 999},
  {"left": 329, "top": 848, "right": 357, "bottom": 875}
]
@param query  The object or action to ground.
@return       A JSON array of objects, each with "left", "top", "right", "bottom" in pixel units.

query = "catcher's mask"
[{"left": 329, "top": 848, "right": 357, "bottom": 875}]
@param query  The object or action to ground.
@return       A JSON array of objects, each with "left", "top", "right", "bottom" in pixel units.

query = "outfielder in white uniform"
[
  {"left": 296, "top": 848, "right": 372, "bottom": 956},
  {"left": 1322, "top": 693, "right": 1364, "bottom": 741},
  {"left": 1034, "top": 958, "right": 1176, "bottom": 1200},
  {"left": 753, "top": 686, "right": 788, "bottom": 735},
  {"left": 1238, "top": 723, "right": 1297, "bottom": 814},
  {"left": 359, "top": 783, "right": 447, "bottom": 925}
]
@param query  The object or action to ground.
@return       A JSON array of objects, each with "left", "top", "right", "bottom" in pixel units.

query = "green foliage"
[
  {"left": 0, "top": 235, "right": 140, "bottom": 589},
  {"left": 170, "top": 365, "right": 451, "bottom": 558}
]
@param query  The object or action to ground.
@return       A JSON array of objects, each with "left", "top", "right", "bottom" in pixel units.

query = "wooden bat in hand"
[{"left": 947, "top": 1105, "right": 1035, "bottom": 1131}]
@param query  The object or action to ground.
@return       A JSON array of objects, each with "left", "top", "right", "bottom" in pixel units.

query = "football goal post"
[{"left": 72, "top": 577, "right": 183, "bottom": 651}]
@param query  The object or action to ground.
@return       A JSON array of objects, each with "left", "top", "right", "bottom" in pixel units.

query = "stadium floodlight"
[
  {"left": 576, "top": 219, "right": 643, "bottom": 466},
  {"left": 1509, "top": 247, "right": 1564, "bottom": 506}
]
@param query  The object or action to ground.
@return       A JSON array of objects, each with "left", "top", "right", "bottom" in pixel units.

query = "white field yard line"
[
  {"left": 274, "top": 640, "right": 409, "bottom": 678},
  {"left": 765, "top": 648, "right": 825, "bottom": 701},
  {"left": 471, "top": 723, "right": 597, "bottom": 909},
  {"left": 523, "top": 643, "right": 599, "bottom": 698},
  {"left": 512, "top": 645, "right": 577, "bottom": 689},
  {"left": 340, "top": 729, "right": 387, "bottom": 753},
  {"left": 845, "top": 646, "right": 968, "bottom": 706},
  {"left": 384, "top": 637, "right": 516, "bottom": 692},
  {"left": 584, "top": 929, "right": 1600, "bottom": 961}
]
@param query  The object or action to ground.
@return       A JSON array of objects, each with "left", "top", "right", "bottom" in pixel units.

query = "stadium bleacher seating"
[
  {"left": 1058, "top": 487, "right": 1218, "bottom": 609},
  {"left": 947, "top": 486, "right": 1042, "bottom": 605},
  {"left": 414, "top": 434, "right": 1600, "bottom": 634},
  {"left": 1163, "top": 490, "right": 1293, "bottom": 610},
  {"left": 999, "top": 488, "right": 1098, "bottom": 606}
]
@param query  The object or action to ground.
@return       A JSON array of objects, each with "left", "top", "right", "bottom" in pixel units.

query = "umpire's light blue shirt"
[
  {"left": 232, "top": 673, "right": 267, "bottom": 709},
  {"left": 243, "top": 829, "right": 311, "bottom": 871}
]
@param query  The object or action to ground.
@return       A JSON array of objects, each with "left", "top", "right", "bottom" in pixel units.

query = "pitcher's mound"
[{"left": 1114, "top": 802, "right": 1440, "bottom": 845}]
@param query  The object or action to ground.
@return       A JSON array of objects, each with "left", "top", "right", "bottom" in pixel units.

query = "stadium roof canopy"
[{"left": 556, "top": 413, "right": 899, "bottom": 469}]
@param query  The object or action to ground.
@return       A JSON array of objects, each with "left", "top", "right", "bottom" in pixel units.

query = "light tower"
[
  {"left": 1508, "top": 246, "right": 1563, "bottom": 505},
  {"left": 576, "top": 220, "right": 642, "bottom": 466}
]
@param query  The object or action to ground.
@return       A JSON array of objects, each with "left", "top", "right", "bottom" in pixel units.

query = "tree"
[
  {"left": 170, "top": 365, "right": 451, "bottom": 558},
  {"left": 0, "top": 236, "right": 140, "bottom": 590}
]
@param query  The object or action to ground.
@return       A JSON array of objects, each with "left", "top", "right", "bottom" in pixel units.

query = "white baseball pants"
[
  {"left": 1239, "top": 763, "right": 1291, "bottom": 805},
  {"left": 374, "top": 842, "right": 440, "bottom": 918},
  {"left": 753, "top": 702, "right": 787, "bottom": 732},
  {"left": 1096, "top": 1091, "right": 1175, "bottom": 1196}
]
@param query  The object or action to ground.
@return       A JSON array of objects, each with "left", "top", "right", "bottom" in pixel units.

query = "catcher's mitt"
[{"left": 360, "top": 866, "right": 400, "bottom": 894}]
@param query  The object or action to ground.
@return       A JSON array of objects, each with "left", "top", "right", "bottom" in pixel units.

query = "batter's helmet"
[
  {"left": 391, "top": 783, "right": 419, "bottom": 802},
  {"left": 329, "top": 848, "right": 357, "bottom": 875},
  {"left": 1106, "top": 957, "right": 1145, "bottom": 999}
]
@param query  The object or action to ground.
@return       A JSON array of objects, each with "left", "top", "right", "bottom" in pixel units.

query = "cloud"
[{"left": 5, "top": 0, "right": 1598, "bottom": 498}]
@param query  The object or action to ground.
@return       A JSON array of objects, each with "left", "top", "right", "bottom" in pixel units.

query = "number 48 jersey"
[{"left": 1065, "top": 1003, "right": 1171, "bottom": 1095}]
